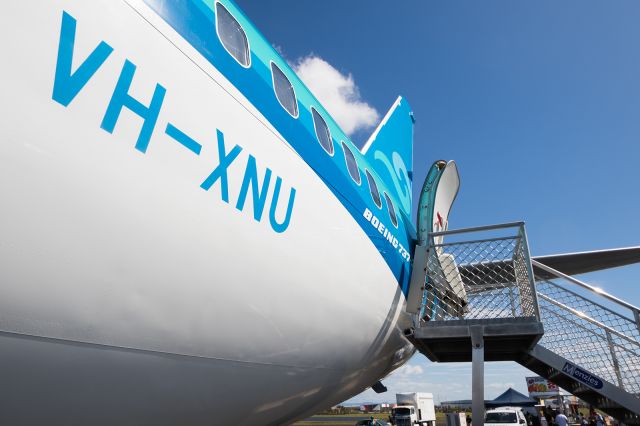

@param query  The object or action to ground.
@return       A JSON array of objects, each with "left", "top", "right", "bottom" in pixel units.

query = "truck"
[{"left": 391, "top": 393, "right": 436, "bottom": 426}]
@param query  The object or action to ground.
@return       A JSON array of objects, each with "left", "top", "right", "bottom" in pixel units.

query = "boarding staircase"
[{"left": 406, "top": 223, "right": 640, "bottom": 425}]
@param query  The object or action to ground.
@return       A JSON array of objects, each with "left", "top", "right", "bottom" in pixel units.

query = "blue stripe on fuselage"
[{"left": 140, "top": 0, "right": 414, "bottom": 295}]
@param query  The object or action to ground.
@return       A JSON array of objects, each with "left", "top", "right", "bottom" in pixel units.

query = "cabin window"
[
  {"left": 216, "top": 3, "right": 250, "bottom": 67},
  {"left": 384, "top": 192, "right": 398, "bottom": 227},
  {"left": 365, "top": 170, "right": 382, "bottom": 208},
  {"left": 271, "top": 62, "right": 298, "bottom": 117},
  {"left": 341, "top": 142, "right": 361, "bottom": 185},
  {"left": 311, "top": 107, "right": 334, "bottom": 155}
]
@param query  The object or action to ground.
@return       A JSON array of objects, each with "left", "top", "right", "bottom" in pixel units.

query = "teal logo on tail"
[
  {"left": 373, "top": 150, "right": 411, "bottom": 214},
  {"left": 362, "top": 96, "right": 414, "bottom": 217}
]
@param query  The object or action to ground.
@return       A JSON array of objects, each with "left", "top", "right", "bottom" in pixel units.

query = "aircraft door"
[{"left": 406, "top": 161, "right": 463, "bottom": 317}]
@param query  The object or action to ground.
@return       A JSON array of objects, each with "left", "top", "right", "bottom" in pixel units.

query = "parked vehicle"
[
  {"left": 484, "top": 407, "right": 527, "bottom": 426},
  {"left": 356, "top": 419, "right": 390, "bottom": 426},
  {"left": 391, "top": 393, "right": 436, "bottom": 426}
]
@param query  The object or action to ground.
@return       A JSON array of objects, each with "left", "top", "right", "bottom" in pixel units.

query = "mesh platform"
[{"left": 422, "top": 222, "right": 539, "bottom": 323}]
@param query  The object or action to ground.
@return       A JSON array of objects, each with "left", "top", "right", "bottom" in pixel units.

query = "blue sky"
[{"left": 235, "top": 0, "right": 640, "bottom": 403}]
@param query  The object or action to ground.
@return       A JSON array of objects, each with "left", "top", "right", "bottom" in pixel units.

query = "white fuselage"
[{"left": 0, "top": 1, "right": 415, "bottom": 425}]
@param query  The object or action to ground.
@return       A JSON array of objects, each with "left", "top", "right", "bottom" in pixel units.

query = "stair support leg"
[
  {"left": 605, "top": 330, "right": 624, "bottom": 390},
  {"left": 471, "top": 325, "right": 485, "bottom": 426}
]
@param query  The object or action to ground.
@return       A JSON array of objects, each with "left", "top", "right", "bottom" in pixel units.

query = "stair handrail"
[
  {"left": 539, "top": 303, "right": 640, "bottom": 359},
  {"left": 531, "top": 259, "right": 640, "bottom": 315},
  {"left": 540, "top": 280, "right": 638, "bottom": 330},
  {"left": 537, "top": 293, "right": 640, "bottom": 347},
  {"left": 428, "top": 221, "right": 525, "bottom": 237}
]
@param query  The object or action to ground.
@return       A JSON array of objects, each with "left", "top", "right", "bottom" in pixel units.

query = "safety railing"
[
  {"left": 421, "top": 222, "right": 540, "bottom": 322},
  {"left": 533, "top": 260, "right": 640, "bottom": 396}
]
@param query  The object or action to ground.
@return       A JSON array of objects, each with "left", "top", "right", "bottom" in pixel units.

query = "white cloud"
[
  {"left": 292, "top": 55, "right": 380, "bottom": 136},
  {"left": 343, "top": 358, "right": 536, "bottom": 405},
  {"left": 396, "top": 364, "right": 425, "bottom": 376}
]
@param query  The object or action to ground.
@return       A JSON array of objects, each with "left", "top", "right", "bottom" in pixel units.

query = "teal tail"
[{"left": 361, "top": 96, "right": 414, "bottom": 218}]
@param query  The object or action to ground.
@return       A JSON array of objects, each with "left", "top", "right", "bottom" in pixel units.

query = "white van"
[{"left": 484, "top": 407, "right": 527, "bottom": 426}]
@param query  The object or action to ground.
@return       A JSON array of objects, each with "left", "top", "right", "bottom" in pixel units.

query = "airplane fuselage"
[{"left": 0, "top": 1, "right": 416, "bottom": 424}]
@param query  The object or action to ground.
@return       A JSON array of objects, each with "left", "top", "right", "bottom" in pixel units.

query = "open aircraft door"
[{"left": 406, "top": 160, "right": 462, "bottom": 315}]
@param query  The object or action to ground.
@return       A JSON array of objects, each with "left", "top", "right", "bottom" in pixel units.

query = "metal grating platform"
[
  {"left": 406, "top": 222, "right": 640, "bottom": 426},
  {"left": 411, "top": 317, "right": 543, "bottom": 362}
]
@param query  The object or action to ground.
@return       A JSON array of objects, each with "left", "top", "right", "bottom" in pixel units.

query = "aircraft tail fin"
[{"left": 361, "top": 96, "right": 414, "bottom": 217}]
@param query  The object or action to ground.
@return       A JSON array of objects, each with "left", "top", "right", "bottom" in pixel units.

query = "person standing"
[
  {"left": 544, "top": 407, "right": 553, "bottom": 426},
  {"left": 576, "top": 413, "right": 585, "bottom": 426},
  {"left": 581, "top": 415, "right": 589, "bottom": 426},
  {"left": 525, "top": 412, "right": 533, "bottom": 426},
  {"left": 555, "top": 411, "right": 569, "bottom": 426}
]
